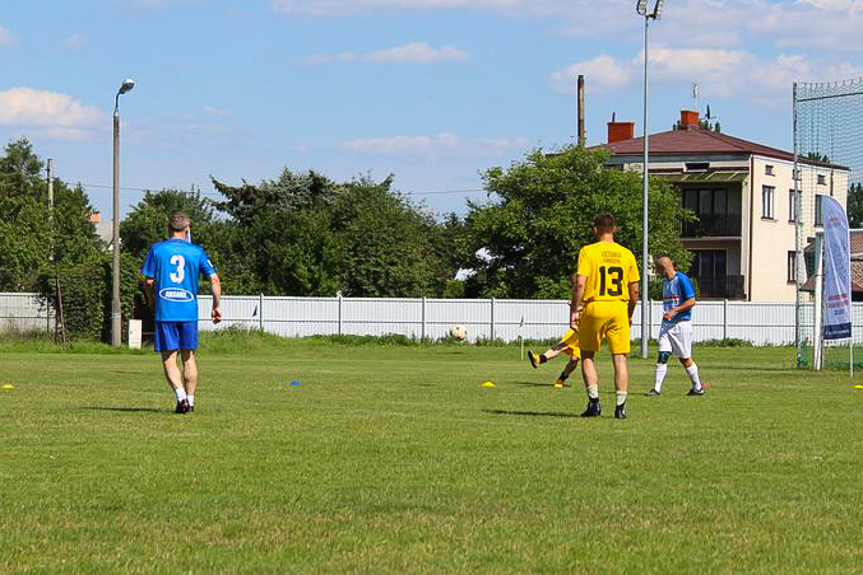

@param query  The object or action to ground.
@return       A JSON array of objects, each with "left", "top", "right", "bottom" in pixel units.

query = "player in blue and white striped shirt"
[{"left": 649, "top": 256, "right": 704, "bottom": 396}]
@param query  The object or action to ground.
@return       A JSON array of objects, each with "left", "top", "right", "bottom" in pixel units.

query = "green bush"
[
  {"left": 698, "top": 338, "right": 754, "bottom": 348},
  {"left": 37, "top": 253, "right": 138, "bottom": 342}
]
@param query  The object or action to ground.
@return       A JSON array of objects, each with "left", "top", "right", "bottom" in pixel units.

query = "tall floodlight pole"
[
  {"left": 111, "top": 78, "right": 135, "bottom": 347},
  {"left": 636, "top": 0, "right": 664, "bottom": 359}
]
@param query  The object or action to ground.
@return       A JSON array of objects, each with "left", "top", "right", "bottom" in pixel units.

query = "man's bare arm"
[
  {"left": 139, "top": 275, "right": 156, "bottom": 308},
  {"left": 570, "top": 273, "right": 587, "bottom": 330},
  {"left": 663, "top": 297, "right": 696, "bottom": 321},
  {"left": 627, "top": 281, "right": 640, "bottom": 321},
  {"left": 209, "top": 273, "right": 222, "bottom": 324}
]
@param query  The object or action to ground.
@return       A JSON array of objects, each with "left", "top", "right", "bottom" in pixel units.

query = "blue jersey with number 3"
[{"left": 142, "top": 239, "right": 216, "bottom": 322}]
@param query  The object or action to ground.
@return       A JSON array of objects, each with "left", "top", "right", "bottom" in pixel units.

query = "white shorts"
[{"left": 658, "top": 320, "right": 693, "bottom": 359}]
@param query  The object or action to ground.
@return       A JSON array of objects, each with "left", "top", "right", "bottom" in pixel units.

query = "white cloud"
[
  {"left": 274, "top": 0, "right": 863, "bottom": 56},
  {"left": 274, "top": 0, "right": 526, "bottom": 17},
  {"left": 0, "top": 87, "right": 105, "bottom": 140},
  {"left": 0, "top": 25, "right": 16, "bottom": 46},
  {"left": 363, "top": 43, "right": 467, "bottom": 64},
  {"left": 550, "top": 55, "right": 632, "bottom": 94},
  {"left": 302, "top": 43, "right": 467, "bottom": 65},
  {"left": 551, "top": 44, "right": 863, "bottom": 105},
  {"left": 63, "top": 33, "right": 87, "bottom": 50},
  {"left": 339, "top": 132, "right": 529, "bottom": 157},
  {"left": 341, "top": 133, "right": 460, "bottom": 154},
  {"left": 203, "top": 105, "right": 232, "bottom": 117},
  {"left": 748, "top": 0, "right": 863, "bottom": 52}
]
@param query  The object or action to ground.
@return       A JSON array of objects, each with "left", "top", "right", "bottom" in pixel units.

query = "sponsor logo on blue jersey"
[{"left": 159, "top": 288, "right": 195, "bottom": 303}]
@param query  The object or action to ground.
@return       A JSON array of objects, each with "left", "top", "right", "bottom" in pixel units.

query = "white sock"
[
  {"left": 174, "top": 388, "right": 187, "bottom": 402},
  {"left": 686, "top": 364, "right": 701, "bottom": 391},
  {"left": 586, "top": 385, "right": 599, "bottom": 400},
  {"left": 616, "top": 390, "right": 628, "bottom": 407},
  {"left": 654, "top": 364, "right": 668, "bottom": 393},
  {"left": 187, "top": 394, "right": 195, "bottom": 407}
]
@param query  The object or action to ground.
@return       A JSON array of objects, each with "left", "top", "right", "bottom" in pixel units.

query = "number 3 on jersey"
[
  {"left": 169, "top": 254, "right": 186, "bottom": 284},
  {"left": 598, "top": 266, "right": 623, "bottom": 297}
]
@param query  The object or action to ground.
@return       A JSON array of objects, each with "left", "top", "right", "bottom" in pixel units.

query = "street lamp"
[
  {"left": 111, "top": 78, "right": 135, "bottom": 347},
  {"left": 636, "top": 0, "right": 664, "bottom": 359}
]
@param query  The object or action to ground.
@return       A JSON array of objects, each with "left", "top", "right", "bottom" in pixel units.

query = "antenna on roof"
[{"left": 692, "top": 83, "right": 699, "bottom": 112}]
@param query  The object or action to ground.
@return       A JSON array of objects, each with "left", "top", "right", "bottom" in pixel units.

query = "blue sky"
[{"left": 1, "top": 0, "right": 862, "bottom": 217}]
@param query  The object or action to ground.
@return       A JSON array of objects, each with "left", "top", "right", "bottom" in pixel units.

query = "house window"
[
  {"left": 682, "top": 188, "right": 741, "bottom": 236},
  {"left": 686, "top": 162, "right": 710, "bottom": 172},
  {"left": 788, "top": 189, "right": 797, "bottom": 222},
  {"left": 793, "top": 168, "right": 801, "bottom": 181},
  {"left": 787, "top": 251, "right": 797, "bottom": 284},
  {"left": 762, "top": 185, "right": 775, "bottom": 219},
  {"left": 765, "top": 164, "right": 775, "bottom": 176},
  {"left": 815, "top": 194, "right": 824, "bottom": 226},
  {"left": 817, "top": 174, "right": 827, "bottom": 185}
]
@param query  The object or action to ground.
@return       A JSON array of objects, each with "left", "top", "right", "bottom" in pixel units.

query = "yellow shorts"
[
  {"left": 557, "top": 328, "right": 581, "bottom": 358},
  {"left": 579, "top": 301, "right": 631, "bottom": 355}
]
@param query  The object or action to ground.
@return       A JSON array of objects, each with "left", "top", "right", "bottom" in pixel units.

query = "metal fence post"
[
  {"left": 723, "top": 299, "right": 729, "bottom": 341},
  {"left": 259, "top": 293, "right": 264, "bottom": 331},
  {"left": 337, "top": 293, "right": 343, "bottom": 335},
  {"left": 490, "top": 297, "right": 496, "bottom": 341},
  {"left": 421, "top": 297, "right": 426, "bottom": 341}
]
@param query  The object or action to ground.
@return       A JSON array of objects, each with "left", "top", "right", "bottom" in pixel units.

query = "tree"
[
  {"left": 332, "top": 178, "right": 447, "bottom": 297},
  {"left": 848, "top": 182, "right": 863, "bottom": 228},
  {"left": 672, "top": 119, "right": 720, "bottom": 132},
  {"left": 208, "top": 169, "right": 458, "bottom": 298},
  {"left": 464, "top": 145, "right": 693, "bottom": 299},
  {"left": 120, "top": 188, "right": 215, "bottom": 259},
  {"left": 212, "top": 168, "right": 340, "bottom": 225},
  {"left": 0, "top": 138, "right": 101, "bottom": 291},
  {"left": 806, "top": 152, "right": 830, "bottom": 163}
]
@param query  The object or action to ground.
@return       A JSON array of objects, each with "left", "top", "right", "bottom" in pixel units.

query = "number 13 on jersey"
[{"left": 598, "top": 266, "right": 624, "bottom": 297}]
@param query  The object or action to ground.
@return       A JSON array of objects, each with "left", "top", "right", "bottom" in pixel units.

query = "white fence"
[
  {"left": 191, "top": 296, "right": 821, "bottom": 346},
  {"left": 0, "top": 292, "right": 833, "bottom": 346},
  {"left": 0, "top": 293, "right": 54, "bottom": 333}
]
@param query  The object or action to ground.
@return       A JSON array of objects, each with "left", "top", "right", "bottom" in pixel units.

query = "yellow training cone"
[
  {"left": 2, "top": 384, "right": 14, "bottom": 391},
  {"left": 482, "top": 381, "right": 496, "bottom": 388},
  {"left": 854, "top": 385, "right": 863, "bottom": 390}
]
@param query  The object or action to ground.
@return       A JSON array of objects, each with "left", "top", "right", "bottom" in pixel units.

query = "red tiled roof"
[
  {"left": 604, "top": 125, "right": 844, "bottom": 169},
  {"left": 802, "top": 230, "right": 863, "bottom": 292}
]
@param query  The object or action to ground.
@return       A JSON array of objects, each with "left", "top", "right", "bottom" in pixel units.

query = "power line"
[
  {"left": 76, "top": 182, "right": 488, "bottom": 197},
  {"left": 1, "top": 171, "right": 490, "bottom": 197}
]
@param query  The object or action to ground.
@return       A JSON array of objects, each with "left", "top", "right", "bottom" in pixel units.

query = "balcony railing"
[
  {"left": 683, "top": 214, "right": 742, "bottom": 238},
  {"left": 693, "top": 275, "right": 746, "bottom": 300}
]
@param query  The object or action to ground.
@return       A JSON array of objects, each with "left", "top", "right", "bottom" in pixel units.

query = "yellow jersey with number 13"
[{"left": 577, "top": 241, "right": 640, "bottom": 304}]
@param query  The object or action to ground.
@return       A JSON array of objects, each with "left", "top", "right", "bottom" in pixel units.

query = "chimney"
[
  {"left": 607, "top": 115, "right": 635, "bottom": 144},
  {"left": 90, "top": 211, "right": 101, "bottom": 223},
  {"left": 577, "top": 75, "right": 585, "bottom": 147},
  {"left": 680, "top": 109, "right": 700, "bottom": 128}
]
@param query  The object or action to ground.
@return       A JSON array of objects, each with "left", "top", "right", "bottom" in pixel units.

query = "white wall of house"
[{"left": 748, "top": 156, "right": 848, "bottom": 302}]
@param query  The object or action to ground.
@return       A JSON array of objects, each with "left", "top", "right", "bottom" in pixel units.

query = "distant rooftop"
[{"left": 601, "top": 111, "right": 848, "bottom": 171}]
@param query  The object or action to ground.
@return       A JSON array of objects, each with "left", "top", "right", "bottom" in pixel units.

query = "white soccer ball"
[{"left": 449, "top": 324, "right": 468, "bottom": 341}]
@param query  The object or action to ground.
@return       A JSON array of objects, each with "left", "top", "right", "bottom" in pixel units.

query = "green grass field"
[{"left": 1, "top": 336, "right": 861, "bottom": 575}]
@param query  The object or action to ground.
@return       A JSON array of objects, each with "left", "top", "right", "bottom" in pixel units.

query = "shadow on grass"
[
  {"left": 81, "top": 407, "right": 164, "bottom": 414},
  {"left": 513, "top": 381, "right": 572, "bottom": 388},
  {"left": 484, "top": 409, "right": 578, "bottom": 418}
]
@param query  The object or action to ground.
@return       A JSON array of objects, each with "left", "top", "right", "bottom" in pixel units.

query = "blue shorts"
[{"left": 154, "top": 321, "right": 198, "bottom": 352}]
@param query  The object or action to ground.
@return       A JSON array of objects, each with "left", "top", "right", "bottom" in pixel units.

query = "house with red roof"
[{"left": 603, "top": 111, "right": 849, "bottom": 301}]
